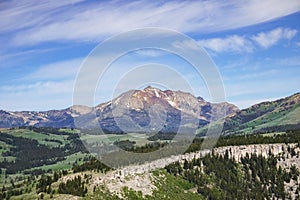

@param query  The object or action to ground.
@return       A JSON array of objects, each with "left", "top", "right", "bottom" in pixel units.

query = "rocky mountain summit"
[
  {"left": 0, "top": 86, "right": 238, "bottom": 133},
  {"left": 92, "top": 86, "right": 239, "bottom": 133}
]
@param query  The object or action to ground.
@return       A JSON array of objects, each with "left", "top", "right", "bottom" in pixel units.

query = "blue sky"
[{"left": 0, "top": 0, "right": 300, "bottom": 111}]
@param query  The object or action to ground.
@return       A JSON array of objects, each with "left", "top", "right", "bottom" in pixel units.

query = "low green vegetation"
[
  {"left": 72, "top": 157, "right": 111, "bottom": 173},
  {"left": 195, "top": 93, "right": 300, "bottom": 136},
  {"left": 0, "top": 127, "right": 87, "bottom": 175},
  {"left": 80, "top": 132, "right": 150, "bottom": 146},
  {"left": 215, "top": 128, "right": 300, "bottom": 147},
  {"left": 186, "top": 128, "right": 300, "bottom": 153},
  {"left": 26, "top": 152, "right": 90, "bottom": 172},
  {"left": 58, "top": 176, "right": 88, "bottom": 197},
  {"left": 148, "top": 170, "right": 202, "bottom": 200},
  {"left": 88, "top": 170, "right": 201, "bottom": 200}
]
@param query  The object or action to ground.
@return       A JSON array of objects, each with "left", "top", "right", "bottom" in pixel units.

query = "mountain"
[
  {"left": 221, "top": 92, "right": 300, "bottom": 135},
  {"left": 0, "top": 106, "right": 92, "bottom": 128},
  {"left": 0, "top": 86, "right": 238, "bottom": 133},
  {"left": 92, "top": 86, "right": 238, "bottom": 133}
]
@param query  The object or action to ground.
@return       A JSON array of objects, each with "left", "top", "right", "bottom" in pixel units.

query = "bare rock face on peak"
[
  {"left": 0, "top": 86, "right": 239, "bottom": 133},
  {"left": 91, "top": 86, "right": 239, "bottom": 133}
]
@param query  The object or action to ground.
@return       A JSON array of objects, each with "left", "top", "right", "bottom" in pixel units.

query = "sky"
[{"left": 0, "top": 0, "right": 300, "bottom": 111}]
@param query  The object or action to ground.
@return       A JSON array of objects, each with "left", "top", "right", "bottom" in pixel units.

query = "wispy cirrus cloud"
[
  {"left": 24, "top": 58, "right": 83, "bottom": 81},
  {"left": 252, "top": 27, "right": 297, "bottom": 48},
  {"left": 0, "top": 80, "right": 74, "bottom": 111},
  {"left": 0, "top": 0, "right": 86, "bottom": 33},
  {"left": 198, "top": 35, "right": 253, "bottom": 53},
  {"left": 133, "top": 49, "right": 166, "bottom": 58},
  {"left": 3, "top": 0, "right": 299, "bottom": 46},
  {"left": 198, "top": 27, "right": 298, "bottom": 53},
  {"left": 1, "top": 0, "right": 300, "bottom": 111}
]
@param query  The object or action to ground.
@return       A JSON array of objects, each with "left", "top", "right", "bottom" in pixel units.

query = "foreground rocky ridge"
[{"left": 55, "top": 143, "right": 300, "bottom": 199}]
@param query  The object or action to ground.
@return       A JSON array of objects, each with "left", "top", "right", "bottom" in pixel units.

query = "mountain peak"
[
  {"left": 0, "top": 87, "right": 240, "bottom": 131},
  {"left": 140, "top": 86, "right": 164, "bottom": 98},
  {"left": 143, "top": 85, "right": 160, "bottom": 91}
]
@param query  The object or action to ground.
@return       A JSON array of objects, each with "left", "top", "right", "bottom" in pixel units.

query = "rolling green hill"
[{"left": 217, "top": 92, "right": 300, "bottom": 135}]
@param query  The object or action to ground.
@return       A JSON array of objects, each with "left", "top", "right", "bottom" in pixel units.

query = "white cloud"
[
  {"left": 197, "top": 27, "right": 298, "bottom": 53},
  {"left": 0, "top": 81, "right": 72, "bottom": 94},
  {"left": 24, "top": 58, "right": 83, "bottom": 81},
  {"left": 133, "top": 49, "right": 166, "bottom": 57},
  {"left": 198, "top": 35, "right": 253, "bottom": 53},
  {"left": 0, "top": 0, "right": 86, "bottom": 33},
  {"left": 252, "top": 28, "right": 297, "bottom": 48},
  {"left": 172, "top": 40, "right": 200, "bottom": 51},
  {"left": 273, "top": 56, "right": 300, "bottom": 66},
  {"left": 232, "top": 69, "right": 279, "bottom": 80},
  {"left": 4, "top": 0, "right": 300, "bottom": 46}
]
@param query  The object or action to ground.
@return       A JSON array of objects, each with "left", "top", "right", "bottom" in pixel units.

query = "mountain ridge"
[
  {"left": 220, "top": 92, "right": 300, "bottom": 135},
  {"left": 0, "top": 86, "right": 239, "bottom": 132},
  {"left": 1, "top": 89, "right": 299, "bottom": 135},
  {"left": 1, "top": 88, "right": 299, "bottom": 135}
]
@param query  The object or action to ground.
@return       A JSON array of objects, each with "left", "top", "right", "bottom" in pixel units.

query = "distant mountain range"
[
  {"left": 0, "top": 86, "right": 238, "bottom": 133},
  {"left": 0, "top": 87, "right": 299, "bottom": 135}
]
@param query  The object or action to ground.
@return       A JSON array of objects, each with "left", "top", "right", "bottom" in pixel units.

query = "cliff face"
[
  {"left": 214, "top": 143, "right": 299, "bottom": 162},
  {"left": 75, "top": 143, "right": 300, "bottom": 199}
]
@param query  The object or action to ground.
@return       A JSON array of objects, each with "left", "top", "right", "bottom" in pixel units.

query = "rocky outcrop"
[
  {"left": 214, "top": 143, "right": 300, "bottom": 199},
  {"left": 213, "top": 143, "right": 297, "bottom": 161},
  {"left": 61, "top": 143, "right": 300, "bottom": 198}
]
